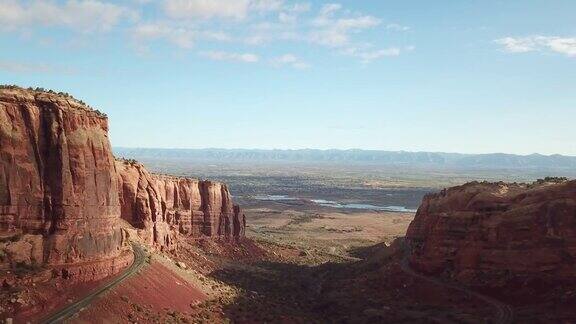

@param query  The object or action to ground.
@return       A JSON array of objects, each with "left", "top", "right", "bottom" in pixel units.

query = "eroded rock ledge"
[
  {"left": 116, "top": 160, "right": 245, "bottom": 252},
  {"left": 406, "top": 180, "right": 576, "bottom": 284},
  {"left": 0, "top": 87, "right": 245, "bottom": 282}
]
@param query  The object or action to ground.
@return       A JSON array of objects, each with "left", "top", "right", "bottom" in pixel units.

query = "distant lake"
[
  {"left": 252, "top": 195, "right": 417, "bottom": 213},
  {"left": 310, "top": 199, "right": 417, "bottom": 212}
]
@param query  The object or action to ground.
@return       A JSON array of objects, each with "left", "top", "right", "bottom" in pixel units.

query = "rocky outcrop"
[
  {"left": 0, "top": 87, "right": 245, "bottom": 281},
  {"left": 116, "top": 161, "right": 245, "bottom": 251},
  {"left": 406, "top": 180, "right": 576, "bottom": 283},
  {"left": 0, "top": 88, "right": 131, "bottom": 280}
]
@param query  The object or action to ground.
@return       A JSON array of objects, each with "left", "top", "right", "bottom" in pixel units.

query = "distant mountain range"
[{"left": 114, "top": 148, "right": 576, "bottom": 170}]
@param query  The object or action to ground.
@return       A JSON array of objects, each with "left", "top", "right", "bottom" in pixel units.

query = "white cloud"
[
  {"left": 164, "top": 0, "right": 250, "bottom": 20},
  {"left": 132, "top": 22, "right": 234, "bottom": 50},
  {"left": 335, "top": 16, "right": 380, "bottom": 30},
  {"left": 309, "top": 28, "right": 349, "bottom": 47},
  {"left": 250, "top": 0, "right": 284, "bottom": 12},
  {"left": 0, "top": 60, "right": 77, "bottom": 74},
  {"left": 132, "top": 23, "right": 195, "bottom": 49},
  {"left": 495, "top": 37, "right": 537, "bottom": 53},
  {"left": 200, "top": 50, "right": 260, "bottom": 63},
  {"left": 278, "top": 12, "right": 295, "bottom": 24},
  {"left": 163, "top": 0, "right": 288, "bottom": 20},
  {"left": 496, "top": 36, "right": 576, "bottom": 57},
  {"left": 309, "top": 4, "right": 381, "bottom": 47},
  {"left": 318, "top": 3, "right": 341, "bottom": 17},
  {"left": 288, "top": 3, "right": 310, "bottom": 13},
  {"left": 0, "top": 0, "right": 136, "bottom": 32},
  {"left": 270, "top": 53, "right": 309, "bottom": 69},
  {"left": 545, "top": 37, "right": 576, "bottom": 56},
  {"left": 200, "top": 30, "right": 232, "bottom": 42},
  {"left": 342, "top": 46, "right": 403, "bottom": 63},
  {"left": 131, "top": 1, "right": 406, "bottom": 64},
  {"left": 385, "top": 23, "right": 410, "bottom": 32},
  {"left": 0, "top": 1, "right": 409, "bottom": 66}
]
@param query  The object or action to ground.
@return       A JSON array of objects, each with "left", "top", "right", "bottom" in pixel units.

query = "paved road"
[
  {"left": 400, "top": 243, "right": 514, "bottom": 324},
  {"left": 40, "top": 243, "right": 147, "bottom": 324}
]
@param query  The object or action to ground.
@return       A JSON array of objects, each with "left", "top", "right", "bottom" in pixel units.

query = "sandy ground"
[{"left": 245, "top": 203, "right": 414, "bottom": 257}]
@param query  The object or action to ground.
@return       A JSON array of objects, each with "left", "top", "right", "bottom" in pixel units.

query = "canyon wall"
[
  {"left": 0, "top": 88, "right": 131, "bottom": 280},
  {"left": 406, "top": 180, "right": 576, "bottom": 283},
  {"left": 116, "top": 161, "right": 245, "bottom": 251},
  {"left": 0, "top": 87, "right": 245, "bottom": 280}
]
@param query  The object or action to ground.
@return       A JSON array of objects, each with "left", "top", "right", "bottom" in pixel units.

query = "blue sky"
[{"left": 1, "top": 0, "right": 575, "bottom": 155}]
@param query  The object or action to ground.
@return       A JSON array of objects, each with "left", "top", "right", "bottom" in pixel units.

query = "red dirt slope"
[{"left": 74, "top": 261, "right": 207, "bottom": 323}]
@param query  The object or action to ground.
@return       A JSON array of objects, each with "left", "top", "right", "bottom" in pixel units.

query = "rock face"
[
  {"left": 406, "top": 180, "right": 576, "bottom": 283},
  {"left": 0, "top": 88, "right": 131, "bottom": 280},
  {"left": 0, "top": 87, "right": 245, "bottom": 280},
  {"left": 116, "top": 161, "right": 245, "bottom": 251}
]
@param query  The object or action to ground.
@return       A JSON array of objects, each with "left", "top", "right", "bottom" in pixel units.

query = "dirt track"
[{"left": 40, "top": 243, "right": 147, "bottom": 324}]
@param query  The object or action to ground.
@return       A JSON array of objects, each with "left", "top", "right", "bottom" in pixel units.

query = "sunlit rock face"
[
  {"left": 0, "top": 88, "right": 131, "bottom": 281},
  {"left": 0, "top": 87, "right": 246, "bottom": 281},
  {"left": 116, "top": 161, "right": 246, "bottom": 251},
  {"left": 406, "top": 180, "right": 576, "bottom": 283}
]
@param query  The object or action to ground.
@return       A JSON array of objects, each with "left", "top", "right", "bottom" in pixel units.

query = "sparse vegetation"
[
  {"left": 0, "top": 84, "right": 107, "bottom": 118},
  {"left": 534, "top": 177, "right": 568, "bottom": 185},
  {"left": 117, "top": 157, "right": 139, "bottom": 166}
]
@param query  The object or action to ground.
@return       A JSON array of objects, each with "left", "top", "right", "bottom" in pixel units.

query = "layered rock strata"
[
  {"left": 0, "top": 88, "right": 130, "bottom": 280},
  {"left": 406, "top": 180, "right": 576, "bottom": 282},
  {"left": 116, "top": 161, "right": 245, "bottom": 251},
  {"left": 0, "top": 87, "right": 245, "bottom": 280}
]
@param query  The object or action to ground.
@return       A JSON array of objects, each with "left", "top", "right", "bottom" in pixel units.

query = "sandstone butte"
[
  {"left": 406, "top": 180, "right": 576, "bottom": 285},
  {"left": 0, "top": 87, "right": 245, "bottom": 282}
]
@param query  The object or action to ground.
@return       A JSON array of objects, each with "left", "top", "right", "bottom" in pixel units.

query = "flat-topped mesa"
[
  {"left": 0, "top": 87, "right": 130, "bottom": 281},
  {"left": 116, "top": 160, "right": 245, "bottom": 251},
  {"left": 406, "top": 180, "right": 576, "bottom": 284}
]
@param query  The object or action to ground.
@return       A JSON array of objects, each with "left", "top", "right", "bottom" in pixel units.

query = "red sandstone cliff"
[
  {"left": 116, "top": 161, "right": 245, "bottom": 251},
  {"left": 406, "top": 180, "right": 576, "bottom": 283},
  {"left": 0, "top": 87, "right": 131, "bottom": 280},
  {"left": 0, "top": 87, "right": 245, "bottom": 281}
]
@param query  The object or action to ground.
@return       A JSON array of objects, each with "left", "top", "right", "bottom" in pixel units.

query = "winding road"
[
  {"left": 40, "top": 243, "right": 147, "bottom": 324},
  {"left": 400, "top": 243, "right": 514, "bottom": 324}
]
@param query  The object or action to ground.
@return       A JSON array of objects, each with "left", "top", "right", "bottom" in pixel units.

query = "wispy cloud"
[
  {"left": 132, "top": 1, "right": 409, "bottom": 64},
  {"left": 132, "top": 23, "right": 195, "bottom": 49},
  {"left": 0, "top": 1, "right": 412, "bottom": 67},
  {"left": 0, "top": 60, "right": 77, "bottom": 74},
  {"left": 385, "top": 23, "right": 410, "bottom": 32},
  {"left": 164, "top": 0, "right": 250, "bottom": 20},
  {"left": 309, "top": 3, "right": 381, "bottom": 47},
  {"left": 342, "top": 47, "right": 401, "bottom": 63},
  {"left": 270, "top": 54, "right": 309, "bottom": 69},
  {"left": 163, "top": 0, "right": 286, "bottom": 20},
  {"left": 495, "top": 36, "right": 576, "bottom": 57},
  {"left": 0, "top": 0, "right": 137, "bottom": 32},
  {"left": 200, "top": 50, "right": 260, "bottom": 63}
]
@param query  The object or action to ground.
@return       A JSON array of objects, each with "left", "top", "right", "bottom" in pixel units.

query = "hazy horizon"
[{"left": 114, "top": 146, "right": 575, "bottom": 157}]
